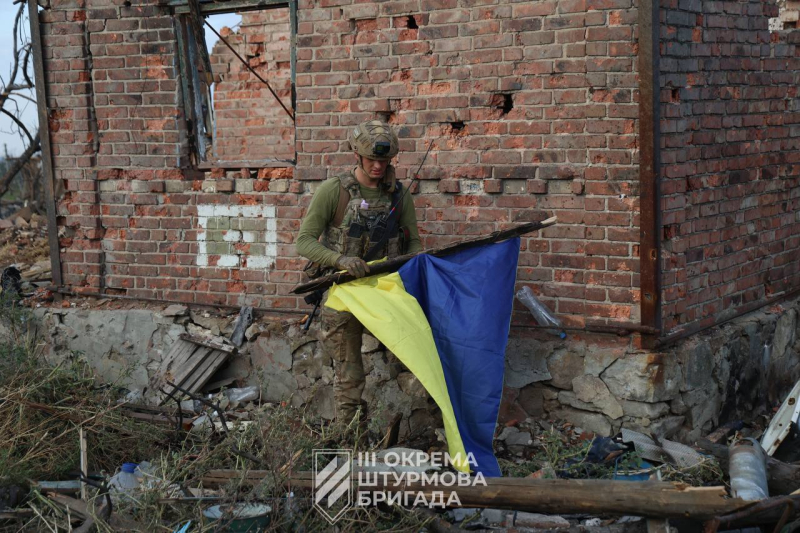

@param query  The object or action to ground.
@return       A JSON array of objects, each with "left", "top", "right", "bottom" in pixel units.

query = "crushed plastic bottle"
[
  {"left": 223, "top": 386, "right": 260, "bottom": 407},
  {"left": 179, "top": 399, "right": 203, "bottom": 413},
  {"left": 109, "top": 463, "right": 140, "bottom": 503},
  {"left": 515, "top": 286, "right": 567, "bottom": 339}
]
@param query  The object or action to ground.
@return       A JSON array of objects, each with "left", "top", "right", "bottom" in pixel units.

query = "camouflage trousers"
[{"left": 320, "top": 298, "right": 367, "bottom": 424}]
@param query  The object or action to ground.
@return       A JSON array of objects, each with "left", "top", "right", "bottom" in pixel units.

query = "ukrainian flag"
[{"left": 325, "top": 238, "right": 520, "bottom": 477}]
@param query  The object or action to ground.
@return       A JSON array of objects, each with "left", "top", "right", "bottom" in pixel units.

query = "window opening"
[{"left": 173, "top": 0, "right": 296, "bottom": 168}]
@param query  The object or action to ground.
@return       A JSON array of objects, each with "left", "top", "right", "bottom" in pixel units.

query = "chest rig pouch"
[
  {"left": 303, "top": 172, "right": 405, "bottom": 281},
  {"left": 329, "top": 173, "right": 404, "bottom": 258}
]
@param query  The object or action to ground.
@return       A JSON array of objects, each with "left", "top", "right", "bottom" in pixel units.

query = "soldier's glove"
[{"left": 335, "top": 255, "right": 370, "bottom": 278}]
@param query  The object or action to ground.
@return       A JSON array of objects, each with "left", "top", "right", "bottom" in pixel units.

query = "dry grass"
[{"left": 0, "top": 297, "right": 433, "bottom": 532}]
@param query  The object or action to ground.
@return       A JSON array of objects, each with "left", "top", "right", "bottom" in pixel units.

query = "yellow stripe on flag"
[{"left": 326, "top": 272, "right": 470, "bottom": 472}]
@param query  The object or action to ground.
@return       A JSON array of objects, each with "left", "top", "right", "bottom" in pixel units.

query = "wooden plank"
[
  {"left": 171, "top": 0, "right": 289, "bottom": 15},
  {"left": 164, "top": 341, "right": 197, "bottom": 372},
  {"left": 181, "top": 333, "right": 236, "bottom": 354},
  {"left": 171, "top": 346, "right": 212, "bottom": 389},
  {"left": 159, "top": 346, "right": 212, "bottom": 404},
  {"left": 160, "top": 339, "right": 197, "bottom": 374},
  {"left": 184, "top": 350, "right": 229, "bottom": 393},
  {"left": 173, "top": 16, "right": 196, "bottom": 161},
  {"left": 79, "top": 428, "right": 88, "bottom": 500},
  {"left": 26, "top": 0, "right": 62, "bottom": 287},
  {"left": 180, "top": 349, "right": 224, "bottom": 393},
  {"left": 150, "top": 340, "right": 198, "bottom": 396},
  {"left": 187, "top": 0, "right": 213, "bottom": 83},
  {"left": 182, "top": 350, "right": 225, "bottom": 392}
]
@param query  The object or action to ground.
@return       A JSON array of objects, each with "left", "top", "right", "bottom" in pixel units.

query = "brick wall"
[
  {"left": 295, "top": 0, "right": 642, "bottom": 327},
  {"left": 659, "top": 0, "right": 800, "bottom": 334},
  {"left": 209, "top": 9, "right": 294, "bottom": 162},
  {"left": 42, "top": 0, "right": 642, "bottom": 326}
]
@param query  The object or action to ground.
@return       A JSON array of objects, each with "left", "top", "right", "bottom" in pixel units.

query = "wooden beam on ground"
[{"left": 200, "top": 470, "right": 750, "bottom": 520}]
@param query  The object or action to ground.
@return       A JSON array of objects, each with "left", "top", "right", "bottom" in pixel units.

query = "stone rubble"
[{"left": 33, "top": 292, "right": 800, "bottom": 443}]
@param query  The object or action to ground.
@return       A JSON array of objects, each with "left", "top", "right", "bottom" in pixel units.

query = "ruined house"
[{"left": 29, "top": 0, "right": 800, "bottom": 440}]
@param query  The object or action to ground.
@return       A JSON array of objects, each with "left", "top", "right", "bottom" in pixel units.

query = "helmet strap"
[
  {"left": 355, "top": 154, "right": 368, "bottom": 179},
  {"left": 355, "top": 154, "right": 394, "bottom": 191}
]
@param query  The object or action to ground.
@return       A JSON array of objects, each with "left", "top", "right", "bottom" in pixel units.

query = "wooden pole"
[
  {"left": 293, "top": 217, "right": 557, "bottom": 295},
  {"left": 78, "top": 427, "right": 88, "bottom": 501},
  {"left": 27, "top": 0, "right": 63, "bottom": 289},
  {"left": 201, "top": 470, "right": 751, "bottom": 520}
]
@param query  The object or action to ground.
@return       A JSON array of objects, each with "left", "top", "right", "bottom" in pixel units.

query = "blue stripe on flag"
[{"left": 398, "top": 238, "right": 520, "bottom": 477}]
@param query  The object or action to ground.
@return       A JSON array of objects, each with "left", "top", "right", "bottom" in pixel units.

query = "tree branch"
[
  {"left": 9, "top": 93, "right": 36, "bottom": 105},
  {"left": 0, "top": 4, "right": 28, "bottom": 114},
  {"left": 1, "top": 107, "right": 34, "bottom": 145},
  {"left": 22, "top": 44, "right": 33, "bottom": 89},
  {"left": 0, "top": 130, "right": 40, "bottom": 199}
]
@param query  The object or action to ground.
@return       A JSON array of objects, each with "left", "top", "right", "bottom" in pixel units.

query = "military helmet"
[{"left": 348, "top": 120, "right": 399, "bottom": 161}]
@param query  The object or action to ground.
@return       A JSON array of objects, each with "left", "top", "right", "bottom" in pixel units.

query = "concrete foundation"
[{"left": 36, "top": 294, "right": 800, "bottom": 440}]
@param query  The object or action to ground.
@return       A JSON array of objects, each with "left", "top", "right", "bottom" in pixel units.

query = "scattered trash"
[
  {"left": 729, "top": 438, "right": 769, "bottom": 501},
  {"left": 203, "top": 503, "right": 272, "bottom": 531},
  {"left": 224, "top": 385, "right": 260, "bottom": 407},
  {"left": 108, "top": 463, "right": 141, "bottom": 503},
  {"left": 34, "top": 480, "right": 82, "bottom": 493},
  {"left": 516, "top": 286, "right": 566, "bottom": 339},
  {"left": 761, "top": 379, "right": 800, "bottom": 456},
  {"left": 613, "top": 459, "right": 655, "bottom": 481},
  {"left": 173, "top": 521, "right": 192, "bottom": 533},
  {"left": 621, "top": 428, "right": 704, "bottom": 468}
]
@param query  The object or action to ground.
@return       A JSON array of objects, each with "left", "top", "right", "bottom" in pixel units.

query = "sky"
[
  {"left": 0, "top": 2, "right": 37, "bottom": 158},
  {"left": 0, "top": 5, "right": 241, "bottom": 158}
]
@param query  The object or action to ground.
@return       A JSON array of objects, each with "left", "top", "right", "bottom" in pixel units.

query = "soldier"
[{"left": 296, "top": 120, "right": 422, "bottom": 426}]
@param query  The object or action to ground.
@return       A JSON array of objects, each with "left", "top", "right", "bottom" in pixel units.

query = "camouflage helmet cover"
[{"left": 348, "top": 120, "right": 399, "bottom": 161}]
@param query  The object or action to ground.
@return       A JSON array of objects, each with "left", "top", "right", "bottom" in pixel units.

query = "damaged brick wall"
[
  {"left": 659, "top": 0, "right": 800, "bottom": 335},
  {"left": 37, "top": 0, "right": 800, "bottom": 440},
  {"left": 294, "top": 0, "right": 642, "bottom": 327},
  {"left": 44, "top": 1, "right": 184, "bottom": 293},
  {"left": 43, "top": 0, "right": 643, "bottom": 328},
  {"left": 209, "top": 9, "right": 294, "bottom": 162}
]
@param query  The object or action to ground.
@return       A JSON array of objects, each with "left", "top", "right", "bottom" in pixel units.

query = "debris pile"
[
  {"left": 0, "top": 205, "right": 51, "bottom": 296},
  {"left": 4, "top": 299, "right": 800, "bottom": 530}
]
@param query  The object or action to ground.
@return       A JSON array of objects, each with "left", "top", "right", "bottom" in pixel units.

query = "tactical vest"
[{"left": 321, "top": 172, "right": 404, "bottom": 261}]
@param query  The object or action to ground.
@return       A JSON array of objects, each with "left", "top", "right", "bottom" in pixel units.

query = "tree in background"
[{"left": 0, "top": 0, "right": 41, "bottom": 214}]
